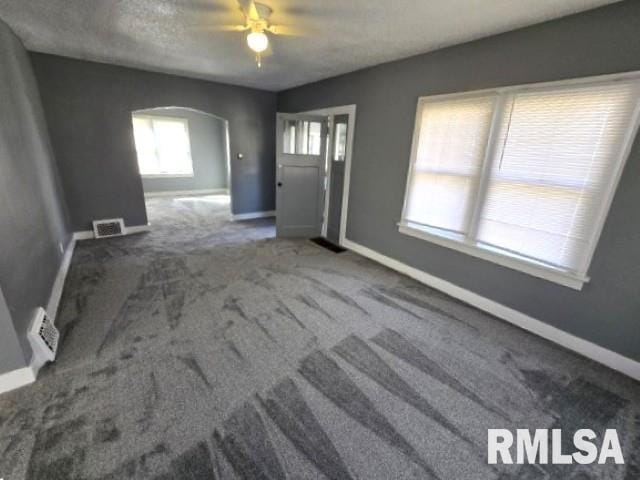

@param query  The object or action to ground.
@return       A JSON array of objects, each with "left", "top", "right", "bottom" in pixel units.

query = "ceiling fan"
[{"left": 214, "top": 0, "right": 301, "bottom": 68}]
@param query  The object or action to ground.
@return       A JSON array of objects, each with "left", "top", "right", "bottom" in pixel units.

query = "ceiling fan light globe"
[{"left": 247, "top": 31, "right": 269, "bottom": 53}]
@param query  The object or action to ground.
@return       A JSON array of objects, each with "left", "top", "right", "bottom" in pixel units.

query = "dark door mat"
[{"left": 310, "top": 237, "right": 347, "bottom": 253}]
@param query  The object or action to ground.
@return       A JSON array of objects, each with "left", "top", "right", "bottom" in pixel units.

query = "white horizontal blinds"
[
  {"left": 405, "top": 94, "right": 495, "bottom": 233},
  {"left": 476, "top": 81, "right": 639, "bottom": 271}
]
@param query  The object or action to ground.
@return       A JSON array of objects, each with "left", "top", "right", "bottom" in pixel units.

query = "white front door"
[{"left": 275, "top": 113, "right": 328, "bottom": 237}]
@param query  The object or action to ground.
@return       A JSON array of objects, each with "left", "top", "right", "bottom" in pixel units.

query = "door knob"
[{"left": 277, "top": 182, "right": 283, "bottom": 187}]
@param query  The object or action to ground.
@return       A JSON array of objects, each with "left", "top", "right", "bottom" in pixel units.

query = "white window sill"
[
  {"left": 141, "top": 173, "right": 194, "bottom": 179},
  {"left": 398, "top": 222, "right": 589, "bottom": 290}
]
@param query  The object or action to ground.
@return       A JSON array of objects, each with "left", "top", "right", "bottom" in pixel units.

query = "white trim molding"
[
  {"left": 0, "top": 367, "right": 36, "bottom": 395},
  {"left": 126, "top": 224, "right": 152, "bottom": 235},
  {"left": 46, "top": 237, "right": 76, "bottom": 320},
  {"left": 73, "top": 224, "right": 151, "bottom": 241},
  {"left": 342, "top": 237, "right": 640, "bottom": 382},
  {"left": 398, "top": 223, "right": 587, "bottom": 290},
  {"left": 144, "top": 188, "right": 228, "bottom": 198},
  {"left": 73, "top": 230, "right": 95, "bottom": 241},
  {"left": 141, "top": 174, "right": 194, "bottom": 179},
  {"left": 231, "top": 210, "right": 276, "bottom": 221}
]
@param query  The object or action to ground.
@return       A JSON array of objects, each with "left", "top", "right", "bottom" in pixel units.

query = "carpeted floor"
[{"left": 1, "top": 194, "right": 639, "bottom": 479}]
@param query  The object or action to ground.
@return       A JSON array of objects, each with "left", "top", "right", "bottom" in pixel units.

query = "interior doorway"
[
  {"left": 130, "top": 106, "right": 232, "bottom": 217},
  {"left": 290, "top": 105, "right": 356, "bottom": 246}
]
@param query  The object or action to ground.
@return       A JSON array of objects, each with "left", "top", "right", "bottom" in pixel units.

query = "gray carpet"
[{"left": 1, "top": 194, "right": 639, "bottom": 479}]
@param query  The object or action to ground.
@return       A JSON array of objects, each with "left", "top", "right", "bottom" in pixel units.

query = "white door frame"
[{"left": 298, "top": 105, "right": 356, "bottom": 245}]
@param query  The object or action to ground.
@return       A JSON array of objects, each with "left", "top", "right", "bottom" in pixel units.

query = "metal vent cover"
[
  {"left": 92, "top": 218, "right": 125, "bottom": 238},
  {"left": 28, "top": 307, "right": 59, "bottom": 365}
]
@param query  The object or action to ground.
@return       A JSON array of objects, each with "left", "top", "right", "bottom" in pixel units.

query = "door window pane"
[
  {"left": 282, "top": 119, "right": 322, "bottom": 155},
  {"left": 307, "top": 121, "right": 322, "bottom": 155}
]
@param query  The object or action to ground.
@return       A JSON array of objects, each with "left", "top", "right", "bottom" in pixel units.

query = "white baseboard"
[
  {"left": 126, "top": 224, "right": 152, "bottom": 235},
  {"left": 73, "top": 230, "right": 94, "bottom": 241},
  {"left": 232, "top": 210, "right": 276, "bottom": 221},
  {"left": 342, "top": 238, "right": 640, "bottom": 382},
  {"left": 144, "top": 188, "right": 228, "bottom": 198},
  {"left": 46, "top": 237, "right": 76, "bottom": 321},
  {"left": 73, "top": 224, "right": 151, "bottom": 241},
  {"left": 0, "top": 367, "right": 36, "bottom": 395}
]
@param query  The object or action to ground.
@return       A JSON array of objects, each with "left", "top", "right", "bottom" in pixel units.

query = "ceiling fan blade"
[
  {"left": 267, "top": 25, "right": 306, "bottom": 37},
  {"left": 254, "top": 2, "right": 273, "bottom": 20},
  {"left": 191, "top": 24, "right": 249, "bottom": 32},
  {"left": 238, "top": 0, "right": 260, "bottom": 21}
]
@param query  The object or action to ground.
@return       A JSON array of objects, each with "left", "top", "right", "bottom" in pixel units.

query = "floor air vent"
[
  {"left": 93, "top": 218, "right": 125, "bottom": 238},
  {"left": 28, "top": 307, "right": 60, "bottom": 375}
]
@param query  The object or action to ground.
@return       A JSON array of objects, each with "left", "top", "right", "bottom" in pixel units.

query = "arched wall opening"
[{"left": 130, "top": 106, "right": 232, "bottom": 211}]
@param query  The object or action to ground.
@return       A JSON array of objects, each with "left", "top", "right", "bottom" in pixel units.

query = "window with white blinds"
[
  {"left": 400, "top": 76, "right": 640, "bottom": 289},
  {"left": 405, "top": 94, "right": 495, "bottom": 234},
  {"left": 132, "top": 115, "right": 194, "bottom": 176}
]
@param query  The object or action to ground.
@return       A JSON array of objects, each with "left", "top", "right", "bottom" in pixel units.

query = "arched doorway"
[{"left": 130, "top": 106, "right": 233, "bottom": 222}]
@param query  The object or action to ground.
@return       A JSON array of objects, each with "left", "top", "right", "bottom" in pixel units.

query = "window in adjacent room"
[
  {"left": 399, "top": 76, "right": 640, "bottom": 289},
  {"left": 132, "top": 114, "right": 193, "bottom": 176}
]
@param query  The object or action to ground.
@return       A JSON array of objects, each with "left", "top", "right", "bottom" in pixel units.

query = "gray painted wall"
[
  {"left": 135, "top": 107, "right": 229, "bottom": 194},
  {"left": 31, "top": 54, "right": 276, "bottom": 230},
  {"left": 0, "top": 19, "right": 70, "bottom": 370},
  {"left": 0, "top": 287, "right": 27, "bottom": 372},
  {"left": 278, "top": 2, "right": 640, "bottom": 361}
]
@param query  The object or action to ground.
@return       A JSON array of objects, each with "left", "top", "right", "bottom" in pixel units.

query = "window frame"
[
  {"left": 132, "top": 114, "right": 194, "bottom": 178},
  {"left": 399, "top": 72, "right": 640, "bottom": 290}
]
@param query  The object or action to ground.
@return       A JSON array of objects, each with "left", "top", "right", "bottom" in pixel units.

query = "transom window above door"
[
  {"left": 399, "top": 75, "right": 640, "bottom": 289},
  {"left": 132, "top": 114, "right": 194, "bottom": 177}
]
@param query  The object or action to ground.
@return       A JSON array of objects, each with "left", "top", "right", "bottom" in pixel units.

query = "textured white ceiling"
[{"left": 0, "top": 0, "right": 620, "bottom": 91}]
